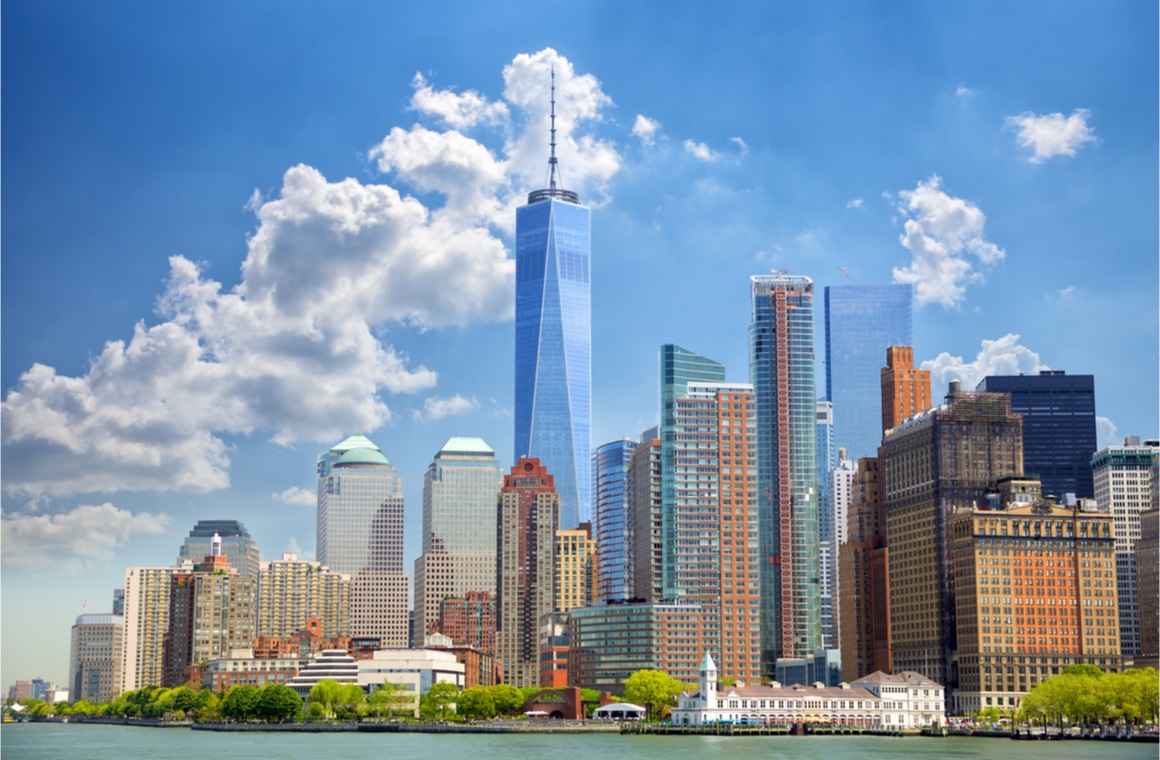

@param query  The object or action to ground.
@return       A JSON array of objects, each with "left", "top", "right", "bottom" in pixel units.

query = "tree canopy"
[
  {"left": 1018, "top": 667, "right": 1159, "bottom": 726},
  {"left": 623, "top": 669, "right": 687, "bottom": 721}
]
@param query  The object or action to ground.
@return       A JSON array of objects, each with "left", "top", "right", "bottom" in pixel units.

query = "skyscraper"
[
  {"left": 120, "top": 565, "right": 182, "bottom": 693},
  {"left": 70, "top": 613, "right": 123, "bottom": 703},
  {"left": 592, "top": 438, "right": 637, "bottom": 602},
  {"left": 881, "top": 346, "right": 932, "bottom": 434},
  {"left": 554, "top": 522, "right": 597, "bottom": 612},
  {"left": 496, "top": 458, "right": 559, "bottom": 687},
  {"left": 751, "top": 273, "right": 820, "bottom": 667},
  {"left": 824, "top": 285, "right": 913, "bottom": 460},
  {"left": 514, "top": 72, "right": 591, "bottom": 530},
  {"left": 1091, "top": 436, "right": 1160, "bottom": 659},
  {"left": 316, "top": 434, "right": 408, "bottom": 647},
  {"left": 822, "top": 449, "right": 858, "bottom": 650},
  {"left": 177, "top": 519, "right": 261, "bottom": 581},
  {"left": 630, "top": 430, "right": 663, "bottom": 602},
  {"left": 257, "top": 554, "right": 350, "bottom": 639},
  {"left": 977, "top": 370, "right": 1097, "bottom": 500},
  {"left": 413, "top": 437, "right": 503, "bottom": 645},
  {"left": 660, "top": 345, "right": 726, "bottom": 600}
]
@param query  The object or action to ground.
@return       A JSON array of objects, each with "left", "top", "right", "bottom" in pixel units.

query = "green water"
[{"left": 1, "top": 723, "right": 1155, "bottom": 760}]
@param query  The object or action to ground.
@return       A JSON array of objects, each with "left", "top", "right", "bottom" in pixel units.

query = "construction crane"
[{"left": 837, "top": 266, "right": 860, "bottom": 285}]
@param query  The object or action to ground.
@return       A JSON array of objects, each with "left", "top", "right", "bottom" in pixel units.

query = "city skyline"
[{"left": 2, "top": 3, "right": 1157, "bottom": 687}]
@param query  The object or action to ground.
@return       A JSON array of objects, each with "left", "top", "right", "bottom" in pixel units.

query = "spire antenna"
[{"left": 548, "top": 65, "right": 558, "bottom": 191}]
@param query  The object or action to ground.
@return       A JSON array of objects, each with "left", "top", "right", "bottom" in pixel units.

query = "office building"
[
  {"left": 514, "top": 75, "right": 591, "bottom": 530},
  {"left": 838, "top": 457, "right": 891, "bottom": 682},
  {"left": 177, "top": 519, "right": 261, "bottom": 581},
  {"left": 413, "top": 437, "right": 503, "bottom": 645},
  {"left": 554, "top": 523, "right": 597, "bottom": 612},
  {"left": 257, "top": 554, "right": 350, "bottom": 639},
  {"left": 751, "top": 273, "right": 821, "bottom": 666},
  {"left": 1091, "top": 436, "right": 1160, "bottom": 659},
  {"left": 977, "top": 370, "right": 1097, "bottom": 500},
  {"left": 661, "top": 345, "right": 726, "bottom": 600},
  {"left": 881, "top": 346, "right": 932, "bottom": 435},
  {"left": 1137, "top": 508, "right": 1159, "bottom": 669},
  {"left": 774, "top": 648, "right": 842, "bottom": 687},
  {"left": 822, "top": 449, "right": 858, "bottom": 650},
  {"left": 70, "top": 613, "right": 123, "bottom": 703},
  {"left": 880, "top": 381, "right": 1022, "bottom": 693},
  {"left": 120, "top": 565, "right": 184, "bottom": 692},
  {"left": 163, "top": 538, "right": 255, "bottom": 687},
  {"left": 496, "top": 458, "right": 559, "bottom": 688},
  {"left": 316, "top": 434, "right": 408, "bottom": 648},
  {"left": 951, "top": 478, "right": 1121, "bottom": 711},
  {"left": 435, "top": 591, "right": 496, "bottom": 654},
  {"left": 824, "top": 285, "right": 913, "bottom": 461},
  {"left": 816, "top": 401, "right": 836, "bottom": 528},
  {"left": 630, "top": 431, "right": 663, "bottom": 602},
  {"left": 593, "top": 438, "right": 637, "bottom": 602}
]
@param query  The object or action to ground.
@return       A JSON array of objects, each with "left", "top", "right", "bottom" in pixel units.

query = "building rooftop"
[
  {"left": 335, "top": 447, "right": 391, "bottom": 467},
  {"left": 329, "top": 434, "right": 383, "bottom": 454},
  {"left": 439, "top": 437, "right": 495, "bottom": 455}
]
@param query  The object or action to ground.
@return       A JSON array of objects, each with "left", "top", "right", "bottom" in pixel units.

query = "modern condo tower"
[
  {"left": 750, "top": 273, "right": 821, "bottom": 667},
  {"left": 593, "top": 438, "right": 638, "bottom": 602},
  {"left": 824, "top": 285, "right": 913, "bottom": 461},
  {"left": 514, "top": 70, "right": 591, "bottom": 530}
]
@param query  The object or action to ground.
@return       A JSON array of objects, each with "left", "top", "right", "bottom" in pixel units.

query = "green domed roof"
[
  {"left": 329, "top": 434, "right": 382, "bottom": 454},
  {"left": 334, "top": 447, "right": 391, "bottom": 467}
]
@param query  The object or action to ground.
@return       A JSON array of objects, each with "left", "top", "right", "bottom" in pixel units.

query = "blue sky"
[{"left": 3, "top": 2, "right": 1156, "bottom": 688}]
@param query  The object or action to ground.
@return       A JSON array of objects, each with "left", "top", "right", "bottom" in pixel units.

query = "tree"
[
  {"left": 368, "top": 681, "right": 411, "bottom": 719},
  {"left": 490, "top": 684, "right": 525, "bottom": 716},
  {"left": 623, "top": 669, "right": 686, "bottom": 722},
  {"left": 221, "top": 685, "right": 259, "bottom": 721},
  {"left": 170, "top": 686, "right": 199, "bottom": 713},
  {"left": 420, "top": 682, "right": 460, "bottom": 720},
  {"left": 255, "top": 684, "right": 303, "bottom": 722},
  {"left": 306, "top": 679, "right": 346, "bottom": 719},
  {"left": 457, "top": 686, "right": 495, "bottom": 720},
  {"left": 195, "top": 692, "right": 221, "bottom": 723}
]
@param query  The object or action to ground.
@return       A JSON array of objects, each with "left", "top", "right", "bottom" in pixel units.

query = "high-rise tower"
[
  {"left": 750, "top": 273, "right": 820, "bottom": 668},
  {"left": 514, "top": 69, "right": 591, "bottom": 530},
  {"left": 593, "top": 438, "right": 638, "bottom": 602}
]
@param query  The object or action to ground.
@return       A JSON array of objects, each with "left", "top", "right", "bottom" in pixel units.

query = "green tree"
[
  {"left": 221, "top": 685, "right": 259, "bottom": 721},
  {"left": 457, "top": 686, "right": 495, "bottom": 720},
  {"left": 368, "top": 681, "right": 411, "bottom": 719},
  {"left": 490, "top": 684, "right": 525, "bottom": 715},
  {"left": 170, "top": 686, "right": 199, "bottom": 713},
  {"left": 623, "top": 669, "right": 686, "bottom": 722},
  {"left": 306, "top": 679, "right": 345, "bottom": 719},
  {"left": 419, "top": 682, "right": 460, "bottom": 720},
  {"left": 254, "top": 684, "right": 303, "bottom": 722},
  {"left": 195, "top": 693, "right": 221, "bottom": 723}
]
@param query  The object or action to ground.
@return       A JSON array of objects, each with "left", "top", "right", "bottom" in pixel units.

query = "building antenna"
[{"left": 548, "top": 65, "right": 559, "bottom": 192}]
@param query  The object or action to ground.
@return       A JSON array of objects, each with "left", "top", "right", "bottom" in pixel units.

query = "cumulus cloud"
[
  {"left": 632, "top": 115, "right": 660, "bottom": 146},
  {"left": 1005, "top": 109, "right": 1095, "bottom": 163},
  {"left": 412, "top": 393, "right": 479, "bottom": 422},
  {"left": 683, "top": 139, "right": 717, "bottom": 162},
  {"left": 955, "top": 84, "right": 975, "bottom": 102},
  {"left": 892, "top": 175, "right": 1005, "bottom": 309},
  {"left": 921, "top": 334, "right": 1048, "bottom": 397},
  {"left": 273, "top": 486, "right": 316, "bottom": 506},
  {"left": 1, "top": 504, "right": 172, "bottom": 570},
  {"left": 846, "top": 198, "right": 864, "bottom": 209},
  {"left": 1059, "top": 285, "right": 1077, "bottom": 299},
  {"left": 1, "top": 48, "right": 621, "bottom": 498},
  {"left": 1096, "top": 416, "right": 1118, "bottom": 450},
  {"left": 283, "top": 536, "right": 315, "bottom": 562},
  {"left": 730, "top": 136, "right": 748, "bottom": 155}
]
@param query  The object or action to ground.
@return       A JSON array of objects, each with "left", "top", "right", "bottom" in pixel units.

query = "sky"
[{"left": 2, "top": 2, "right": 1156, "bottom": 689}]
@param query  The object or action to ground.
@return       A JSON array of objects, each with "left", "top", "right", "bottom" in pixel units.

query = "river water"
[{"left": 2, "top": 723, "right": 1155, "bottom": 760}]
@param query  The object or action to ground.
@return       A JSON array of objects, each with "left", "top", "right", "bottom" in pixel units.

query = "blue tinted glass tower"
[
  {"left": 593, "top": 438, "right": 638, "bottom": 602},
  {"left": 976, "top": 370, "right": 1097, "bottom": 499},
  {"left": 824, "top": 285, "right": 913, "bottom": 461},
  {"left": 514, "top": 71, "right": 591, "bottom": 530}
]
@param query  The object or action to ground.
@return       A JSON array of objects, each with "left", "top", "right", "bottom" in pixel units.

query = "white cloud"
[
  {"left": 846, "top": 198, "right": 864, "bottom": 209},
  {"left": 632, "top": 115, "right": 660, "bottom": 146},
  {"left": 1059, "top": 285, "right": 1077, "bottom": 299},
  {"left": 1, "top": 49, "right": 621, "bottom": 498},
  {"left": 412, "top": 393, "right": 479, "bottom": 422},
  {"left": 892, "top": 175, "right": 1005, "bottom": 309},
  {"left": 273, "top": 486, "right": 316, "bottom": 506},
  {"left": 282, "top": 536, "right": 315, "bottom": 562},
  {"left": 955, "top": 84, "right": 974, "bottom": 102},
  {"left": 1096, "top": 416, "right": 1118, "bottom": 450},
  {"left": 1005, "top": 109, "right": 1096, "bottom": 163},
  {"left": 410, "top": 73, "right": 509, "bottom": 130},
  {"left": 683, "top": 139, "right": 717, "bottom": 162},
  {"left": 730, "top": 136, "right": 748, "bottom": 155},
  {"left": 1, "top": 504, "right": 172, "bottom": 570},
  {"left": 921, "top": 334, "right": 1048, "bottom": 397}
]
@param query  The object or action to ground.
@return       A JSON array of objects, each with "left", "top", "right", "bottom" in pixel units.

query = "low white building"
[
  {"left": 357, "top": 649, "right": 465, "bottom": 716},
  {"left": 672, "top": 652, "right": 945, "bottom": 729}
]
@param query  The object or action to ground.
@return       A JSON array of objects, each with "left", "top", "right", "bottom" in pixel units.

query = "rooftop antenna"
[{"left": 548, "top": 65, "right": 559, "bottom": 192}]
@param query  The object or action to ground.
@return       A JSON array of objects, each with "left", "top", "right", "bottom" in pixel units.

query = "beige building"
[
  {"left": 120, "top": 564, "right": 184, "bottom": 692},
  {"left": 951, "top": 484, "right": 1120, "bottom": 711},
  {"left": 880, "top": 381, "right": 1022, "bottom": 696},
  {"left": 70, "top": 614, "right": 123, "bottom": 703},
  {"left": 257, "top": 554, "right": 350, "bottom": 638},
  {"left": 554, "top": 523, "right": 597, "bottom": 612}
]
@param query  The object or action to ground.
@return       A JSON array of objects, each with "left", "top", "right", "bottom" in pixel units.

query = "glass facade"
[
  {"left": 824, "top": 285, "right": 913, "bottom": 461},
  {"left": 514, "top": 197, "right": 591, "bottom": 530},
  {"left": 178, "top": 519, "right": 261, "bottom": 581},
  {"left": 660, "top": 345, "right": 726, "bottom": 600},
  {"left": 976, "top": 371, "right": 1097, "bottom": 499},
  {"left": 751, "top": 274, "right": 820, "bottom": 667},
  {"left": 593, "top": 438, "right": 637, "bottom": 602}
]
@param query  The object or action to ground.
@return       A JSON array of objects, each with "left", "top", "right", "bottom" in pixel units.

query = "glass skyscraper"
[
  {"left": 177, "top": 519, "right": 261, "bottom": 581},
  {"left": 513, "top": 90, "right": 591, "bottom": 530},
  {"left": 824, "top": 284, "right": 913, "bottom": 461},
  {"left": 751, "top": 274, "right": 820, "bottom": 666},
  {"left": 660, "top": 345, "right": 726, "bottom": 600},
  {"left": 593, "top": 438, "right": 637, "bottom": 602},
  {"left": 976, "top": 370, "right": 1097, "bottom": 499}
]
